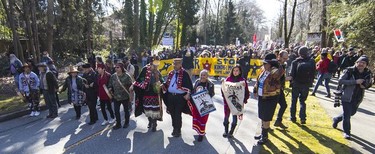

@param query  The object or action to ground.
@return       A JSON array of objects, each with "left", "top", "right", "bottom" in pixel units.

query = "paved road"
[
  {"left": 312, "top": 78, "right": 375, "bottom": 154},
  {"left": 0, "top": 79, "right": 261, "bottom": 154}
]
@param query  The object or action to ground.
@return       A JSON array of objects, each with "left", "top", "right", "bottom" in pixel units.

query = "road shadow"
[
  {"left": 131, "top": 130, "right": 165, "bottom": 153},
  {"left": 357, "top": 108, "right": 375, "bottom": 116},
  {"left": 228, "top": 137, "right": 251, "bottom": 154},
  {"left": 272, "top": 130, "right": 315, "bottom": 153},
  {"left": 350, "top": 134, "right": 375, "bottom": 154},
  {"left": 298, "top": 124, "right": 352, "bottom": 153}
]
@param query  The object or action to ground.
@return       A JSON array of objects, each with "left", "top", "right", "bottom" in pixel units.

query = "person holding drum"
[
  {"left": 221, "top": 65, "right": 250, "bottom": 138},
  {"left": 97, "top": 63, "right": 115, "bottom": 126},
  {"left": 133, "top": 58, "right": 164, "bottom": 132},
  {"left": 253, "top": 53, "right": 285, "bottom": 145},
  {"left": 189, "top": 69, "right": 215, "bottom": 142},
  {"left": 60, "top": 66, "right": 87, "bottom": 120}
]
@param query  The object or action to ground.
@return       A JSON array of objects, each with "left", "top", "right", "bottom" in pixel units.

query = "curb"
[{"left": 0, "top": 100, "right": 68, "bottom": 123}]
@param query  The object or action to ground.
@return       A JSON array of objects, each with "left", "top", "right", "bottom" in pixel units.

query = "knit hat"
[
  {"left": 356, "top": 55, "right": 369, "bottom": 65},
  {"left": 298, "top": 46, "right": 309, "bottom": 58}
]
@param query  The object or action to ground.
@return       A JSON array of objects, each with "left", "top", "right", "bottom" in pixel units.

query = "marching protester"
[
  {"left": 253, "top": 53, "right": 284, "bottom": 144},
  {"left": 19, "top": 63, "right": 40, "bottom": 117},
  {"left": 61, "top": 66, "right": 86, "bottom": 119},
  {"left": 123, "top": 57, "right": 135, "bottom": 79},
  {"left": 332, "top": 56, "right": 372, "bottom": 139},
  {"left": 82, "top": 63, "right": 99, "bottom": 125},
  {"left": 311, "top": 50, "right": 332, "bottom": 98},
  {"left": 26, "top": 58, "right": 39, "bottom": 76},
  {"left": 288, "top": 46, "right": 316, "bottom": 124},
  {"left": 9, "top": 54, "right": 23, "bottom": 90},
  {"left": 133, "top": 58, "right": 164, "bottom": 132},
  {"left": 238, "top": 51, "right": 251, "bottom": 79},
  {"left": 38, "top": 62, "right": 59, "bottom": 119},
  {"left": 97, "top": 63, "right": 115, "bottom": 126},
  {"left": 340, "top": 47, "right": 356, "bottom": 71},
  {"left": 107, "top": 62, "right": 133, "bottom": 130},
  {"left": 162, "top": 58, "right": 193, "bottom": 137},
  {"left": 189, "top": 69, "right": 215, "bottom": 142},
  {"left": 182, "top": 44, "right": 194, "bottom": 79},
  {"left": 274, "top": 50, "right": 289, "bottom": 128},
  {"left": 221, "top": 65, "right": 250, "bottom": 138}
]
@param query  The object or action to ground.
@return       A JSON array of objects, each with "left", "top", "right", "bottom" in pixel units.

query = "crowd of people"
[{"left": 7, "top": 43, "right": 373, "bottom": 145}]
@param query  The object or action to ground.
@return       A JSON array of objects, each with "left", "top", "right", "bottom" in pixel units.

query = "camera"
[{"left": 333, "top": 90, "right": 342, "bottom": 108}]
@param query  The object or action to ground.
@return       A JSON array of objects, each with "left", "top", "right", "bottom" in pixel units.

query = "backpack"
[
  {"left": 295, "top": 59, "right": 315, "bottom": 85},
  {"left": 328, "top": 61, "right": 338, "bottom": 73}
]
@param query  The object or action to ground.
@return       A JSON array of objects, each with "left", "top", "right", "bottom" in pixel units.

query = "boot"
[
  {"left": 228, "top": 124, "right": 237, "bottom": 138},
  {"left": 222, "top": 122, "right": 229, "bottom": 138},
  {"left": 151, "top": 120, "right": 157, "bottom": 132},
  {"left": 257, "top": 128, "right": 269, "bottom": 145}
]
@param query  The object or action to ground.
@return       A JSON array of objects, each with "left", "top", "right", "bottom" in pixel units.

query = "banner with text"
[{"left": 157, "top": 58, "right": 263, "bottom": 78}]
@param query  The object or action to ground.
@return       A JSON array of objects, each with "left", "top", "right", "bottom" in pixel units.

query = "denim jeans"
[
  {"left": 312, "top": 73, "right": 331, "bottom": 95},
  {"left": 334, "top": 101, "right": 360, "bottom": 135},
  {"left": 290, "top": 85, "right": 309, "bottom": 120},
  {"left": 276, "top": 90, "right": 287, "bottom": 122}
]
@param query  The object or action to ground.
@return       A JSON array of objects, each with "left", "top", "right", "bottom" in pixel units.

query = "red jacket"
[
  {"left": 98, "top": 71, "right": 111, "bottom": 100},
  {"left": 316, "top": 58, "right": 330, "bottom": 74}
]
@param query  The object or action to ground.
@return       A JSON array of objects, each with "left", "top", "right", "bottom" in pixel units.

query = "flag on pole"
[
  {"left": 252, "top": 34, "right": 257, "bottom": 47},
  {"left": 334, "top": 29, "right": 345, "bottom": 42}
]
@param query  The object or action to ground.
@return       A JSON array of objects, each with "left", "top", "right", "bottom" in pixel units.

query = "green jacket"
[{"left": 108, "top": 72, "right": 133, "bottom": 101}]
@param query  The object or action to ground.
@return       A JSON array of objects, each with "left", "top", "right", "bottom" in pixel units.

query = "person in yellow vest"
[{"left": 315, "top": 48, "right": 332, "bottom": 63}]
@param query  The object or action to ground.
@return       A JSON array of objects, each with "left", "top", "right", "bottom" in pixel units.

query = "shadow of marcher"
[
  {"left": 274, "top": 130, "right": 315, "bottom": 153},
  {"left": 252, "top": 137, "right": 281, "bottom": 154},
  {"left": 357, "top": 108, "right": 375, "bottom": 116},
  {"left": 298, "top": 124, "right": 352, "bottom": 153},
  {"left": 350, "top": 134, "right": 375, "bottom": 153},
  {"left": 164, "top": 135, "right": 217, "bottom": 154},
  {"left": 131, "top": 130, "right": 165, "bottom": 153},
  {"left": 228, "top": 137, "right": 251, "bottom": 154}
]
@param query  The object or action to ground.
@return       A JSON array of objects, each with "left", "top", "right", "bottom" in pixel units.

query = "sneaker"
[
  {"left": 311, "top": 93, "right": 316, "bottom": 96},
  {"left": 29, "top": 111, "right": 35, "bottom": 117},
  {"left": 113, "top": 124, "right": 121, "bottom": 130},
  {"left": 254, "top": 135, "right": 262, "bottom": 140},
  {"left": 197, "top": 135, "right": 204, "bottom": 142},
  {"left": 301, "top": 120, "right": 306, "bottom": 124},
  {"left": 34, "top": 111, "right": 40, "bottom": 116},
  {"left": 332, "top": 118, "right": 338, "bottom": 128},
  {"left": 344, "top": 133, "right": 351, "bottom": 139},
  {"left": 325, "top": 94, "right": 331, "bottom": 98},
  {"left": 109, "top": 118, "right": 115, "bottom": 124},
  {"left": 290, "top": 118, "right": 297, "bottom": 123},
  {"left": 101, "top": 120, "right": 108, "bottom": 126}
]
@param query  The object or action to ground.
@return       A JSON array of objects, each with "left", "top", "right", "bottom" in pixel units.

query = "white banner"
[
  {"left": 191, "top": 90, "right": 216, "bottom": 117},
  {"left": 221, "top": 81, "right": 245, "bottom": 115}
]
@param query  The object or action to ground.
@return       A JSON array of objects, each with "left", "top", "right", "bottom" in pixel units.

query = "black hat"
[
  {"left": 349, "top": 47, "right": 355, "bottom": 53},
  {"left": 321, "top": 52, "right": 328, "bottom": 57},
  {"left": 356, "top": 55, "right": 369, "bottom": 65},
  {"left": 82, "top": 63, "right": 91, "bottom": 68},
  {"left": 263, "top": 53, "right": 277, "bottom": 64}
]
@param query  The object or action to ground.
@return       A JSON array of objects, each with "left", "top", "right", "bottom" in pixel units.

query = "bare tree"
[
  {"left": 30, "top": 0, "right": 40, "bottom": 62},
  {"left": 283, "top": 0, "right": 297, "bottom": 48},
  {"left": 133, "top": 0, "right": 140, "bottom": 49},
  {"left": 320, "top": 0, "right": 327, "bottom": 47}
]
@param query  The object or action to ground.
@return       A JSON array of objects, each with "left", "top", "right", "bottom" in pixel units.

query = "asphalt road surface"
[{"left": 0, "top": 79, "right": 260, "bottom": 154}]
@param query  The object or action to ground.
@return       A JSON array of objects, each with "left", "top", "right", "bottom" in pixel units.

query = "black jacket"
[
  {"left": 41, "top": 71, "right": 58, "bottom": 94},
  {"left": 82, "top": 70, "right": 98, "bottom": 101}
]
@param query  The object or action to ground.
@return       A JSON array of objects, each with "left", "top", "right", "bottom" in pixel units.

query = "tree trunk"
[
  {"left": 214, "top": 0, "right": 221, "bottom": 48},
  {"left": 22, "top": 0, "right": 36, "bottom": 61},
  {"left": 85, "top": 0, "right": 92, "bottom": 52},
  {"left": 2, "top": 0, "right": 24, "bottom": 61},
  {"left": 148, "top": 0, "right": 154, "bottom": 48},
  {"left": 47, "top": 0, "right": 54, "bottom": 57},
  {"left": 306, "top": 0, "right": 312, "bottom": 32},
  {"left": 30, "top": 0, "right": 40, "bottom": 62},
  {"left": 203, "top": 0, "right": 208, "bottom": 45},
  {"left": 321, "top": 0, "right": 327, "bottom": 47},
  {"left": 133, "top": 0, "right": 139, "bottom": 50},
  {"left": 139, "top": 0, "right": 147, "bottom": 47},
  {"left": 287, "top": 0, "right": 297, "bottom": 44},
  {"left": 283, "top": 0, "right": 288, "bottom": 48}
]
